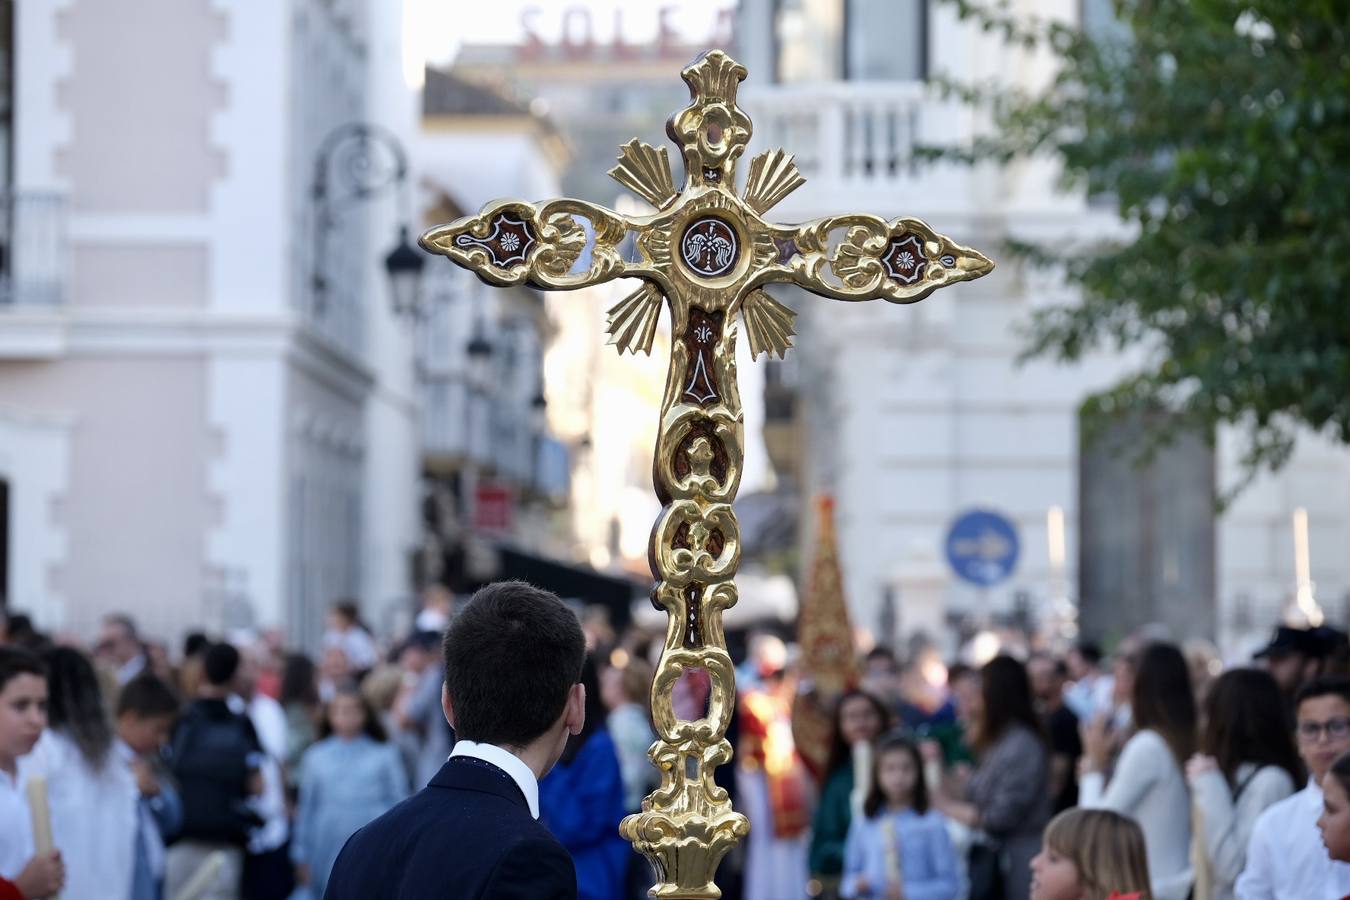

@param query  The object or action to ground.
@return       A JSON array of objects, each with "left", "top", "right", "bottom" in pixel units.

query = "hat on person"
[
  {"left": 1254, "top": 625, "right": 1320, "bottom": 660},
  {"left": 1309, "top": 625, "right": 1350, "bottom": 658}
]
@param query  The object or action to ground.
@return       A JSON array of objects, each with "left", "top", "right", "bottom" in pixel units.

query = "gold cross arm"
[
  {"left": 418, "top": 50, "right": 992, "bottom": 899},
  {"left": 421, "top": 51, "right": 992, "bottom": 359}
]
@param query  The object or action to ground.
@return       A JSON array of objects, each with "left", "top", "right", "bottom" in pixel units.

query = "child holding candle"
[
  {"left": 0, "top": 647, "right": 64, "bottom": 899},
  {"left": 23, "top": 647, "right": 137, "bottom": 900},
  {"left": 116, "top": 674, "right": 184, "bottom": 900},
  {"left": 840, "top": 733, "right": 959, "bottom": 900}
]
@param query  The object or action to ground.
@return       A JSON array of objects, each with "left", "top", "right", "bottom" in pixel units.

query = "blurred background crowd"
[
  {"left": 4, "top": 596, "right": 1350, "bottom": 900},
  {"left": 0, "top": 0, "right": 1345, "bottom": 898}
]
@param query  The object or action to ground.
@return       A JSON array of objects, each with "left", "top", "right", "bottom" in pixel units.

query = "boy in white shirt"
[
  {"left": 1237, "top": 676, "right": 1350, "bottom": 899},
  {"left": 0, "top": 646, "right": 63, "bottom": 898}
]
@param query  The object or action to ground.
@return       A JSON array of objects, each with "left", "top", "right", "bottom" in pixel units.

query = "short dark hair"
[
  {"left": 1075, "top": 642, "right": 1103, "bottom": 666},
  {"left": 116, "top": 674, "right": 181, "bottom": 719},
  {"left": 1295, "top": 675, "right": 1350, "bottom": 713},
  {"left": 0, "top": 646, "right": 45, "bottom": 693},
  {"left": 103, "top": 613, "right": 138, "bottom": 640},
  {"left": 183, "top": 632, "right": 210, "bottom": 659},
  {"left": 331, "top": 601, "right": 360, "bottom": 624},
  {"left": 864, "top": 733, "right": 929, "bottom": 817},
  {"left": 1028, "top": 651, "right": 1069, "bottom": 679},
  {"left": 202, "top": 643, "right": 241, "bottom": 687},
  {"left": 1330, "top": 751, "right": 1350, "bottom": 798},
  {"left": 442, "top": 581, "right": 585, "bottom": 747},
  {"left": 865, "top": 646, "right": 898, "bottom": 665},
  {"left": 4, "top": 613, "right": 32, "bottom": 637},
  {"left": 403, "top": 631, "right": 441, "bottom": 654}
]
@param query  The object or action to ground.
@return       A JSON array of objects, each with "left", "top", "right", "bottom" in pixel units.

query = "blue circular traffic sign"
[{"left": 945, "top": 509, "right": 1020, "bottom": 587}]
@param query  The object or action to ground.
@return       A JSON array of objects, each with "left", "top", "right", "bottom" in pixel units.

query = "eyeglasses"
[{"left": 1297, "top": 717, "right": 1350, "bottom": 742}]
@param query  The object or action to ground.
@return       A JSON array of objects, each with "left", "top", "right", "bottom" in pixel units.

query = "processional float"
[{"left": 421, "top": 50, "right": 993, "bottom": 899}]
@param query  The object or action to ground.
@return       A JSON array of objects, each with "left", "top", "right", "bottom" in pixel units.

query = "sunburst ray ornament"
[
  {"left": 419, "top": 50, "right": 993, "bottom": 898},
  {"left": 610, "top": 139, "right": 678, "bottom": 210},
  {"left": 606, "top": 283, "right": 665, "bottom": 356},
  {"left": 742, "top": 148, "right": 806, "bottom": 215}
]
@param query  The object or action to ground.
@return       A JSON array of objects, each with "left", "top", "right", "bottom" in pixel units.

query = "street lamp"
[
  {"left": 465, "top": 331, "right": 494, "bottom": 388},
  {"left": 530, "top": 386, "right": 548, "bottom": 433},
  {"left": 384, "top": 226, "right": 426, "bottom": 318},
  {"left": 312, "top": 122, "right": 426, "bottom": 319},
  {"left": 529, "top": 384, "right": 550, "bottom": 495}
]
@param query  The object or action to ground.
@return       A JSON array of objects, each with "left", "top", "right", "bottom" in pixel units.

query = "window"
[
  {"left": 1081, "top": 0, "right": 1131, "bottom": 46},
  {"left": 0, "top": 0, "right": 12, "bottom": 189},
  {"left": 0, "top": 478, "right": 8, "bottom": 607},
  {"left": 773, "top": 0, "right": 843, "bottom": 83},
  {"left": 1078, "top": 411, "right": 1216, "bottom": 641},
  {"left": 845, "top": 0, "right": 927, "bottom": 81},
  {"left": 0, "top": 1, "right": 13, "bottom": 301}
]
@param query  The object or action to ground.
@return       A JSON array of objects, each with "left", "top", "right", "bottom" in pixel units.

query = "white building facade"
[
  {"left": 0, "top": 0, "right": 421, "bottom": 647},
  {"left": 413, "top": 70, "right": 588, "bottom": 595},
  {"left": 736, "top": 0, "right": 1350, "bottom": 655}
]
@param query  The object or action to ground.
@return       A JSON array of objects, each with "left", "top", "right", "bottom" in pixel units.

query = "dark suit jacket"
[{"left": 324, "top": 756, "right": 577, "bottom": 900}]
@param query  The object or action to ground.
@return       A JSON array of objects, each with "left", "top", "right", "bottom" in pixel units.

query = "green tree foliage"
[{"left": 934, "top": 1, "right": 1349, "bottom": 484}]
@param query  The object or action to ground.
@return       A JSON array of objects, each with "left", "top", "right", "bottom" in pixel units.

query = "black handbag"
[{"left": 967, "top": 840, "right": 1006, "bottom": 900}]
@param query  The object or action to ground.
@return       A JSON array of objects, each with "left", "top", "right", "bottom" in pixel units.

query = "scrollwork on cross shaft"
[{"left": 659, "top": 411, "right": 741, "bottom": 503}]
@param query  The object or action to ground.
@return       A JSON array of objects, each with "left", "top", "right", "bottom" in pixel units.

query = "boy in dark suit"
[{"left": 325, "top": 581, "right": 587, "bottom": 900}]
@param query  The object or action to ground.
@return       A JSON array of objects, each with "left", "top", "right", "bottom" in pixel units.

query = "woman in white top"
[
  {"left": 22, "top": 647, "right": 137, "bottom": 900},
  {"left": 1186, "top": 667, "right": 1301, "bottom": 900},
  {"left": 1081, "top": 641, "right": 1196, "bottom": 900}
]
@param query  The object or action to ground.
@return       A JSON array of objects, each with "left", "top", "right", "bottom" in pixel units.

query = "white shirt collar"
[
  {"left": 114, "top": 738, "right": 136, "bottom": 763},
  {"left": 117, "top": 655, "right": 146, "bottom": 685},
  {"left": 1246, "top": 775, "right": 1350, "bottom": 898},
  {"left": 449, "top": 740, "right": 540, "bottom": 819}
]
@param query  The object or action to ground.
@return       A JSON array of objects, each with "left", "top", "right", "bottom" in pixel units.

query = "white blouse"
[
  {"left": 20, "top": 729, "right": 137, "bottom": 900},
  {"left": 1080, "top": 728, "right": 1193, "bottom": 900},
  {"left": 1235, "top": 779, "right": 1350, "bottom": 900},
  {"left": 0, "top": 767, "right": 34, "bottom": 880},
  {"left": 1191, "top": 763, "right": 1295, "bottom": 900}
]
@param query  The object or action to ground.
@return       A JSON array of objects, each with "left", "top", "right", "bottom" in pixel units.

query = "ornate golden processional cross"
[{"left": 421, "top": 50, "right": 993, "bottom": 898}]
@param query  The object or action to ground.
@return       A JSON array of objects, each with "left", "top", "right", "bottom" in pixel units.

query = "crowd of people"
[
  {"left": 0, "top": 602, "right": 431, "bottom": 900},
  {"left": 2, "top": 591, "right": 1350, "bottom": 900},
  {"left": 776, "top": 625, "right": 1350, "bottom": 900}
]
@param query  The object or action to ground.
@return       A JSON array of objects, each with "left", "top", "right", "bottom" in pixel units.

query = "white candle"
[
  {"left": 25, "top": 774, "right": 60, "bottom": 900},
  {"left": 850, "top": 740, "right": 872, "bottom": 820},
  {"left": 172, "top": 851, "right": 226, "bottom": 900},
  {"left": 1293, "top": 507, "right": 1323, "bottom": 626}
]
